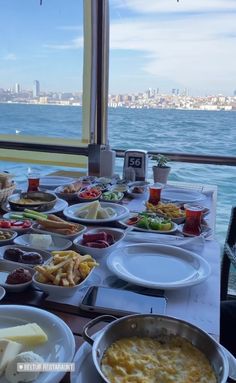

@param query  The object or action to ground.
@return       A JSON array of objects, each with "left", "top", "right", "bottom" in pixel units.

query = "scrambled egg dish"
[{"left": 101, "top": 335, "right": 216, "bottom": 383}]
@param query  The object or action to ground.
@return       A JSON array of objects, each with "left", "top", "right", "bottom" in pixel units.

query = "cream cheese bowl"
[{"left": 83, "top": 314, "right": 231, "bottom": 383}]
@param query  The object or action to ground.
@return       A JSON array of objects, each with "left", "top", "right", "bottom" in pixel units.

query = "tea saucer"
[{"left": 178, "top": 224, "right": 212, "bottom": 239}]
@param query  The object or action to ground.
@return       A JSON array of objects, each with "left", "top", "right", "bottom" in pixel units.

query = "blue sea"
[{"left": 0, "top": 103, "right": 236, "bottom": 246}]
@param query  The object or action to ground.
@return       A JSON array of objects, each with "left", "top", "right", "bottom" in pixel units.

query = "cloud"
[
  {"left": 109, "top": 6, "right": 236, "bottom": 93},
  {"left": 43, "top": 36, "right": 83, "bottom": 50},
  {"left": 113, "top": 0, "right": 236, "bottom": 14},
  {"left": 3, "top": 53, "right": 17, "bottom": 61}
]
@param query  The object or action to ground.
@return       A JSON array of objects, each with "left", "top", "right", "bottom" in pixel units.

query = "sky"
[{"left": 0, "top": 0, "right": 236, "bottom": 96}]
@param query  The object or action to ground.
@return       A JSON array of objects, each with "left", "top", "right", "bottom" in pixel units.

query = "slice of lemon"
[{"left": 159, "top": 222, "right": 172, "bottom": 231}]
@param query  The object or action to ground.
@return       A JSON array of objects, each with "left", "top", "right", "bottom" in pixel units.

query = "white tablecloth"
[{"left": 46, "top": 183, "right": 221, "bottom": 339}]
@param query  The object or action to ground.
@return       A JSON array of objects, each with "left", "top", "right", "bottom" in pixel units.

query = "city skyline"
[
  {"left": 0, "top": 1, "right": 236, "bottom": 95},
  {"left": 2, "top": 81, "right": 236, "bottom": 99}
]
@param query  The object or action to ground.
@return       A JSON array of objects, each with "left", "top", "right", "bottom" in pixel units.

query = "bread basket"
[{"left": 0, "top": 183, "right": 16, "bottom": 203}]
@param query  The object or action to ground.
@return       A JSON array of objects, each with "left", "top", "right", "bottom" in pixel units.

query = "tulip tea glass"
[
  {"left": 27, "top": 170, "right": 40, "bottom": 192},
  {"left": 148, "top": 183, "right": 163, "bottom": 205},
  {"left": 183, "top": 205, "right": 203, "bottom": 236}
]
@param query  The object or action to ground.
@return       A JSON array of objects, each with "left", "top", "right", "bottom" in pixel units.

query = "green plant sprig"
[{"left": 151, "top": 154, "right": 170, "bottom": 167}]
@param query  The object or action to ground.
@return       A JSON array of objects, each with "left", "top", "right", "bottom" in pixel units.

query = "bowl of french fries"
[
  {"left": 33, "top": 250, "right": 98, "bottom": 297},
  {"left": 145, "top": 201, "right": 186, "bottom": 224}
]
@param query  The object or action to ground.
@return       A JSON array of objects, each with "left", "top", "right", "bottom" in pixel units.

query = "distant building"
[
  {"left": 33, "top": 80, "right": 40, "bottom": 98},
  {"left": 234, "top": 90, "right": 236, "bottom": 96},
  {"left": 15, "top": 83, "right": 20, "bottom": 94}
]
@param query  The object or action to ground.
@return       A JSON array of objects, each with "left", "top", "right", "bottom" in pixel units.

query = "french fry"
[
  {"left": 47, "top": 258, "right": 71, "bottom": 272},
  {"left": 66, "top": 260, "right": 75, "bottom": 286},
  {"left": 54, "top": 268, "right": 63, "bottom": 285},
  {"left": 61, "top": 278, "right": 70, "bottom": 287},
  {"left": 35, "top": 265, "right": 55, "bottom": 282}
]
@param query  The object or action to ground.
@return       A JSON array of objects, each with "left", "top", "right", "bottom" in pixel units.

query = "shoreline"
[{"left": 0, "top": 101, "right": 235, "bottom": 112}]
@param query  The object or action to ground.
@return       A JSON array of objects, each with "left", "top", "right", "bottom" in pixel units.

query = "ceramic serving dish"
[
  {"left": 0, "top": 259, "right": 34, "bottom": 292},
  {"left": 73, "top": 227, "right": 125, "bottom": 258},
  {"left": 8, "top": 191, "right": 57, "bottom": 212}
]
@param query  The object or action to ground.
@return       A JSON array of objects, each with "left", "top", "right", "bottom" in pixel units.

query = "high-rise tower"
[
  {"left": 15, "top": 83, "right": 20, "bottom": 93},
  {"left": 33, "top": 80, "right": 40, "bottom": 97}
]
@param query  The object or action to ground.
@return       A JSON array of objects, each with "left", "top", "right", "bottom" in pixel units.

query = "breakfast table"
[{"left": 0, "top": 179, "right": 222, "bottom": 383}]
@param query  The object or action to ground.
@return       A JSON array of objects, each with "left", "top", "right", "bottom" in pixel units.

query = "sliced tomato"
[
  {"left": 126, "top": 216, "right": 140, "bottom": 225},
  {"left": 0, "top": 220, "right": 11, "bottom": 228},
  {"left": 22, "top": 220, "right": 32, "bottom": 228}
]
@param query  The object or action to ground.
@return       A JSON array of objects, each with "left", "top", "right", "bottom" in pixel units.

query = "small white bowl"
[
  {"left": 33, "top": 266, "right": 94, "bottom": 297},
  {"left": 100, "top": 191, "right": 124, "bottom": 203},
  {"left": 77, "top": 188, "right": 102, "bottom": 203},
  {"left": 31, "top": 222, "right": 87, "bottom": 241},
  {"left": 13, "top": 233, "right": 72, "bottom": 252},
  {"left": 0, "top": 229, "right": 18, "bottom": 245},
  {"left": 0, "top": 259, "right": 34, "bottom": 292},
  {"left": 0, "top": 286, "right": 6, "bottom": 301},
  {"left": 54, "top": 185, "right": 80, "bottom": 203},
  {"left": 73, "top": 227, "right": 125, "bottom": 258},
  {"left": 111, "top": 184, "right": 129, "bottom": 193}
]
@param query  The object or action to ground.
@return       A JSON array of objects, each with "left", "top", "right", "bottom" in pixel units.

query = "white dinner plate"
[
  {"left": 71, "top": 331, "right": 103, "bottom": 383},
  {"left": 63, "top": 202, "right": 129, "bottom": 224},
  {"left": 0, "top": 305, "right": 75, "bottom": 383},
  {"left": 161, "top": 186, "right": 206, "bottom": 203},
  {"left": 107, "top": 244, "right": 211, "bottom": 289},
  {"left": 120, "top": 213, "right": 178, "bottom": 234},
  {"left": 2, "top": 198, "right": 68, "bottom": 216},
  {"left": 13, "top": 233, "right": 72, "bottom": 251},
  {"left": 39, "top": 176, "right": 75, "bottom": 190}
]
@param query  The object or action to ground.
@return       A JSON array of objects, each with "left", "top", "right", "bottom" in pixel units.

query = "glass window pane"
[
  {"left": 108, "top": 0, "right": 236, "bottom": 253},
  {"left": 108, "top": 0, "right": 236, "bottom": 156},
  {"left": 0, "top": 0, "right": 84, "bottom": 142}
]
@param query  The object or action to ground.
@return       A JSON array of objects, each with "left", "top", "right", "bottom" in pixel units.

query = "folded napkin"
[{"left": 124, "top": 232, "right": 205, "bottom": 254}]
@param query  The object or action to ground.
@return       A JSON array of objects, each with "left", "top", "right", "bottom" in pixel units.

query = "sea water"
[{"left": 0, "top": 103, "right": 235, "bottom": 247}]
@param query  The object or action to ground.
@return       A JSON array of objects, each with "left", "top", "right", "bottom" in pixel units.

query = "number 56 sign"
[{"left": 123, "top": 149, "right": 148, "bottom": 181}]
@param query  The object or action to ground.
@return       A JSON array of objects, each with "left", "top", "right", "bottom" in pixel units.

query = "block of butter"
[
  {"left": 0, "top": 339, "right": 23, "bottom": 375},
  {"left": 0, "top": 323, "right": 48, "bottom": 346}
]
